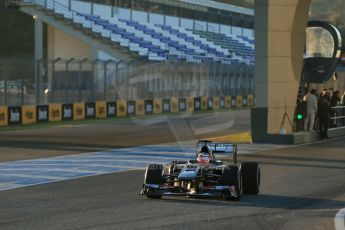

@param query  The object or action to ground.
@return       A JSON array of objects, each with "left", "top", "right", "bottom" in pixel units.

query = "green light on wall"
[{"left": 297, "top": 114, "right": 303, "bottom": 120}]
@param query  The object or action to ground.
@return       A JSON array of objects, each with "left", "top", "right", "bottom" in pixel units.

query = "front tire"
[
  {"left": 144, "top": 164, "right": 163, "bottom": 199},
  {"left": 220, "top": 166, "right": 241, "bottom": 201},
  {"left": 241, "top": 162, "right": 260, "bottom": 195}
]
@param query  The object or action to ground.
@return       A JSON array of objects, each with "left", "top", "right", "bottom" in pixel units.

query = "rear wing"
[{"left": 196, "top": 140, "right": 238, "bottom": 165}]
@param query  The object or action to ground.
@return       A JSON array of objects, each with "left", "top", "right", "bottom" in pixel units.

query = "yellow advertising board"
[
  {"left": 201, "top": 97, "right": 207, "bottom": 110},
  {"left": 22, "top": 105, "right": 36, "bottom": 125},
  {"left": 117, "top": 100, "right": 127, "bottom": 117},
  {"left": 225, "top": 96, "right": 232, "bottom": 109},
  {"left": 247, "top": 95, "right": 254, "bottom": 107},
  {"left": 0, "top": 106, "right": 8, "bottom": 127},
  {"left": 73, "top": 102, "right": 85, "bottom": 120},
  {"left": 170, "top": 97, "right": 179, "bottom": 113},
  {"left": 136, "top": 99, "right": 145, "bottom": 116},
  {"left": 236, "top": 96, "right": 243, "bottom": 108},
  {"left": 49, "top": 104, "right": 62, "bottom": 122},
  {"left": 187, "top": 97, "right": 194, "bottom": 113},
  {"left": 96, "top": 101, "right": 107, "bottom": 119},
  {"left": 153, "top": 99, "right": 162, "bottom": 114},
  {"left": 213, "top": 97, "right": 220, "bottom": 110}
]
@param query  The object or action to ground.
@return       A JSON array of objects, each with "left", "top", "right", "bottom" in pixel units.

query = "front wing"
[{"left": 140, "top": 183, "right": 238, "bottom": 198}]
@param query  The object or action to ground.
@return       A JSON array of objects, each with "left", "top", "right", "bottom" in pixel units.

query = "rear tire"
[
  {"left": 241, "top": 162, "right": 260, "bottom": 195},
  {"left": 220, "top": 166, "right": 241, "bottom": 201},
  {"left": 144, "top": 164, "right": 163, "bottom": 199}
]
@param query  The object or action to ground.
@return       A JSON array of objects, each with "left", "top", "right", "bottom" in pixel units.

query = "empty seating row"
[
  {"left": 191, "top": 30, "right": 255, "bottom": 64},
  {"left": 39, "top": 0, "right": 253, "bottom": 64}
]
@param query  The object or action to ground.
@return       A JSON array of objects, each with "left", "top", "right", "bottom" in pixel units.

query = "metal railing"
[{"left": 330, "top": 106, "right": 345, "bottom": 128}]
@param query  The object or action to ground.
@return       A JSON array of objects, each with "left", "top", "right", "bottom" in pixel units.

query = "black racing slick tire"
[
  {"left": 144, "top": 164, "right": 163, "bottom": 199},
  {"left": 241, "top": 162, "right": 260, "bottom": 195},
  {"left": 220, "top": 166, "right": 241, "bottom": 201}
]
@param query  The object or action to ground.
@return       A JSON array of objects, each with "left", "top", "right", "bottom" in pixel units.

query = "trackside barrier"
[
  {"left": 37, "top": 105, "right": 49, "bottom": 122},
  {"left": 49, "top": 104, "right": 62, "bottom": 122},
  {"left": 207, "top": 97, "right": 213, "bottom": 109},
  {"left": 0, "top": 106, "right": 8, "bottom": 127},
  {"left": 136, "top": 99, "right": 145, "bottom": 116},
  {"left": 248, "top": 95, "right": 254, "bottom": 107},
  {"left": 96, "top": 101, "right": 107, "bottom": 119},
  {"left": 107, "top": 102, "right": 116, "bottom": 117},
  {"left": 127, "top": 101, "right": 136, "bottom": 116},
  {"left": 153, "top": 99, "right": 163, "bottom": 114},
  {"left": 162, "top": 99, "right": 170, "bottom": 113},
  {"left": 213, "top": 97, "right": 220, "bottom": 110},
  {"left": 236, "top": 96, "right": 243, "bottom": 108},
  {"left": 194, "top": 97, "right": 201, "bottom": 111},
  {"left": 187, "top": 97, "right": 194, "bottom": 113},
  {"left": 22, "top": 105, "right": 36, "bottom": 125},
  {"left": 62, "top": 104, "right": 73, "bottom": 121},
  {"left": 116, "top": 100, "right": 127, "bottom": 117},
  {"left": 85, "top": 102, "right": 96, "bottom": 119},
  {"left": 231, "top": 97, "right": 236, "bottom": 108},
  {"left": 73, "top": 102, "right": 85, "bottom": 120},
  {"left": 8, "top": 106, "right": 22, "bottom": 125},
  {"left": 220, "top": 97, "right": 225, "bottom": 109},
  {"left": 170, "top": 97, "right": 179, "bottom": 113},
  {"left": 225, "top": 96, "right": 231, "bottom": 109},
  {"left": 242, "top": 95, "right": 248, "bottom": 107},
  {"left": 179, "top": 98, "right": 186, "bottom": 112},
  {"left": 0, "top": 96, "right": 255, "bottom": 126},
  {"left": 201, "top": 97, "right": 208, "bottom": 110},
  {"left": 144, "top": 99, "right": 153, "bottom": 114}
]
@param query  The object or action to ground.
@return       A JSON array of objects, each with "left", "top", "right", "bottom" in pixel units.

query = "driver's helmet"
[{"left": 197, "top": 145, "right": 212, "bottom": 164}]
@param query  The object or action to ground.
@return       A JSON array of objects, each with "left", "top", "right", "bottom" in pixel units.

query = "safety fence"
[
  {"left": 0, "top": 58, "right": 254, "bottom": 107},
  {"left": 0, "top": 58, "right": 35, "bottom": 106},
  {"left": 0, "top": 95, "right": 254, "bottom": 127}
]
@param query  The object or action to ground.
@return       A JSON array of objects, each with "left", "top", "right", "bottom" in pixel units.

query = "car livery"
[{"left": 140, "top": 140, "right": 260, "bottom": 200}]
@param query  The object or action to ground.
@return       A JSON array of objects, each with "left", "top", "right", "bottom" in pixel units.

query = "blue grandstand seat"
[{"left": 45, "top": 2, "right": 254, "bottom": 64}]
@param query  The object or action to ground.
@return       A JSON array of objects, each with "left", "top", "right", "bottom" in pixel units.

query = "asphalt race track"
[
  {"left": 0, "top": 136, "right": 344, "bottom": 229},
  {"left": 0, "top": 109, "right": 344, "bottom": 229},
  {"left": 0, "top": 110, "right": 250, "bottom": 162}
]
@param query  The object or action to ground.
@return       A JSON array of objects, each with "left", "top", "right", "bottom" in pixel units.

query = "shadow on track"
[{"left": 156, "top": 194, "right": 345, "bottom": 210}]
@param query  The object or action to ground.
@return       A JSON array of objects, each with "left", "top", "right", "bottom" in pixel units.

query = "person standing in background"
[
  {"left": 303, "top": 89, "right": 318, "bottom": 131},
  {"left": 341, "top": 91, "right": 345, "bottom": 106},
  {"left": 330, "top": 90, "right": 341, "bottom": 107},
  {"left": 318, "top": 91, "right": 331, "bottom": 139}
]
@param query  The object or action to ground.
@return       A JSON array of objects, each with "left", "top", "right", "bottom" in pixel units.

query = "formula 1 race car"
[{"left": 140, "top": 140, "right": 260, "bottom": 201}]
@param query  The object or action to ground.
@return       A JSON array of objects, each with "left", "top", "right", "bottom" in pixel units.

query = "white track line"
[{"left": 335, "top": 208, "right": 345, "bottom": 230}]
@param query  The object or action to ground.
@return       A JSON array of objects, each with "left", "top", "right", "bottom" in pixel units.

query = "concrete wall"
[
  {"left": 47, "top": 25, "right": 95, "bottom": 90},
  {"left": 47, "top": 25, "right": 93, "bottom": 61},
  {"left": 252, "top": 0, "right": 311, "bottom": 140}
]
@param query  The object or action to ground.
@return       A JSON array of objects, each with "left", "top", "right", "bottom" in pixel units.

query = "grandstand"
[
  {"left": 34, "top": 0, "right": 254, "bottom": 63},
  {"left": 14, "top": 0, "right": 254, "bottom": 104}
]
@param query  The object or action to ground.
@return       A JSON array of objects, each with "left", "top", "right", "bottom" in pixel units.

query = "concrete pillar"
[
  {"left": 251, "top": 0, "right": 311, "bottom": 142},
  {"left": 35, "top": 18, "right": 43, "bottom": 104}
]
